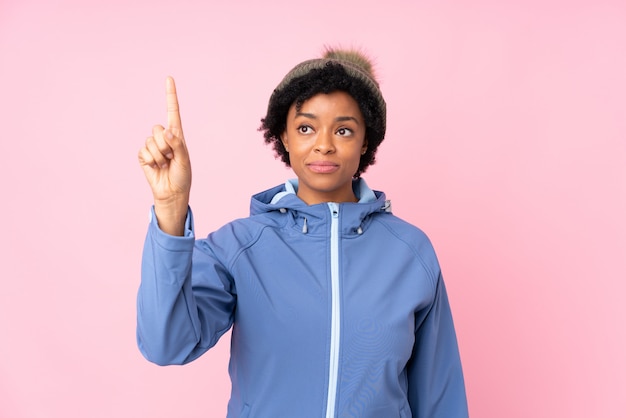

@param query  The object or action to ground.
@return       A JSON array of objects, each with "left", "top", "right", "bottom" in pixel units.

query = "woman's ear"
[
  {"left": 361, "top": 139, "right": 368, "bottom": 155},
  {"left": 281, "top": 132, "right": 289, "bottom": 152}
]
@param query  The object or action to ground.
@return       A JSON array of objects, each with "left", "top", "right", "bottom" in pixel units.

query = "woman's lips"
[{"left": 307, "top": 161, "right": 339, "bottom": 174}]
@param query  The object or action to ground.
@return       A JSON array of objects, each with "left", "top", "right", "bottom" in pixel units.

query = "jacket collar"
[{"left": 249, "top": 179, "right": 392, "bottom": 236}]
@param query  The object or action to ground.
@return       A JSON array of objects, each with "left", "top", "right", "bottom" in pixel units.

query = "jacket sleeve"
[
  {"left": 136, "top": 207, "right": 236, "bottom": 366},
  {"left": 407, "top": 272, "right": 469, "bottom": 417}
]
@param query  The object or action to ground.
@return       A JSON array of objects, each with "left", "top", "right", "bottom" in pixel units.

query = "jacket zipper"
[{"left": 325, "top": 202, "right": 340, "bottom": 418}]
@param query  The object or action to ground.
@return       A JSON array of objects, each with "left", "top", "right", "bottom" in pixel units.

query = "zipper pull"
[{"left": 328, "top": 202, "right": 339, "bottom": 218}]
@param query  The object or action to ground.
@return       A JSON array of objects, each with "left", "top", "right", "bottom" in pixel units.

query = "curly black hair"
[{"left": 260, "top": 62, "right": 386, "bottom": 178}]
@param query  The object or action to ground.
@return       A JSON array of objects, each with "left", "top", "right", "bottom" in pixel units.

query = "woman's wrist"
[{"left": 153, "top": 194, "right": 189, "bottom": 236}]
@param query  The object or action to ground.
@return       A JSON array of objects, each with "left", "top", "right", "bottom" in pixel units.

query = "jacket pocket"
[
  {"left": 367, "top": 404, "right": 408, "bottom": 418},
  {"left": 399, "top": 404, "right": 410, "bottom": 418},
  {"left": 240, "top": 403, "right": 250, "bottom": 418}
]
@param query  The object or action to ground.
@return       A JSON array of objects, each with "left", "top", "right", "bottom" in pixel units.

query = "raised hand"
[{"left": 138, "top": 77, "right": 191, "bottom": 235}]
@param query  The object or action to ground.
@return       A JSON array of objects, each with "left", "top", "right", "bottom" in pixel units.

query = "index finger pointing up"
[{"left": 166, "top": 76, "right": 183, "bottom": 135}]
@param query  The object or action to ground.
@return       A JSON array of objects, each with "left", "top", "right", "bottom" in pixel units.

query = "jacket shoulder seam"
[
  {"left": 226, "top": 222, "right": 277, "bottom": 271},
  {"left": 371, "top": 217, "right": 439, "bottom": 295}
]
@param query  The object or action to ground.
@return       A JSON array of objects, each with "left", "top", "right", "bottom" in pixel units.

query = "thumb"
[{"left": 163, "top": 128, "right": 190, "bottom": 164}]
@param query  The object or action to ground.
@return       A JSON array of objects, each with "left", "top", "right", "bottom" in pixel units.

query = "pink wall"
[{"left": 1, "top": 0, "right": 625, "bottom": 416}]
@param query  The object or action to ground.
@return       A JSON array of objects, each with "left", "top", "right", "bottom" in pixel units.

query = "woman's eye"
[
  {"left": 336, "top": 128, "right": 353, "bottom": 137},
  {"left": 297, "top": 125, "right": 312, "bottom": 134}
]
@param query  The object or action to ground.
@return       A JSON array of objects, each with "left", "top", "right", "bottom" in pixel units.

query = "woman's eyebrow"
[
  {"left": 294, "top": 112, "right": 360, "bottom": 124},
  {"left": 335, "top": 116, "right": 360, "bottom": 124}
]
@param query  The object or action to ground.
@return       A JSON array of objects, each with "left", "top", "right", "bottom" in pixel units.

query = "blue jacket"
[{"left": 137, "top": 180, "right": 468, "bottom": 418}]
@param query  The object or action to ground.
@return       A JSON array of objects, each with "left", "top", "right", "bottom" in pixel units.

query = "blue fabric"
[{"left": 137, "top": 179, "right": 468, "bottom": 418}]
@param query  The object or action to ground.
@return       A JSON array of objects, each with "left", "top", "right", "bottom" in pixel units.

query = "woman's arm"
[
  {"left": 407, "top": 273, "right": 469, "bottom": 417},
  {"left": 136, "top": 78, "right": 235, "bottom": 365}
]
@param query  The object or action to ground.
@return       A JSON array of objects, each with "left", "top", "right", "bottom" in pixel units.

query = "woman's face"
[{"left": 281, "top": 91, "right": 367, "bottom": 205}]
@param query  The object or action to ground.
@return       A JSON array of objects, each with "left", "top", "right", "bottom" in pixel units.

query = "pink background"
[{"left": 1, "top": 0, "right": 625, "bottom": 417}]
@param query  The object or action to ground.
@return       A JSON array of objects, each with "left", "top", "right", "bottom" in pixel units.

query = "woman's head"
[{"left": 260, "top": 48, "right": 386, "bottom": 177}]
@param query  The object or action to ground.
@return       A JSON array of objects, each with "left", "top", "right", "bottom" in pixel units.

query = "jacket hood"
[{"left": 249, "top": 179, "right": 392, "bottom": 236}]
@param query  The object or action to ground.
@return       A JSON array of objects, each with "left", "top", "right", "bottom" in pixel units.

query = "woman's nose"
[{"left": 314, "top": 129, "right": 335, "bottom": 154}]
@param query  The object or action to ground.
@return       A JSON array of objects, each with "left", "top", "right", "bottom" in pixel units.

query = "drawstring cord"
[{"left": 278, "top": 201, "right": 394, "bottom": 235}]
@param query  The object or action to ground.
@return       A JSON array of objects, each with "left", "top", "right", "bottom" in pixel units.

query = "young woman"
[{"left": 137, "top": 49, "right": 469, "bottom": 418}]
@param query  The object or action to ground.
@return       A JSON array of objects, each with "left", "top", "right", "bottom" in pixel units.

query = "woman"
[{"left": 137, "top": 48, "right": 468, "bottom": 418}]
